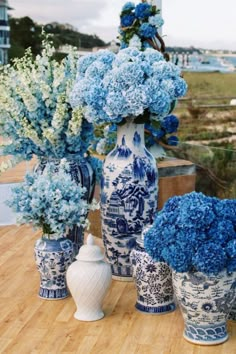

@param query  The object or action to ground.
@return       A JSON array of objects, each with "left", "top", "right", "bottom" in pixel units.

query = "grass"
[
  {"left": 170, "top": 72, "right": 236, "bottom": 198},
  {"left": 182, "top": 72, "right": 236, "bottom": 99}
]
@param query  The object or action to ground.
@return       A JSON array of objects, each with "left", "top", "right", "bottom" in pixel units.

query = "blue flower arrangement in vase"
[
  {"left": 144, "top": 192, "right": 236, "bottom": 345},
  {"left": 0, "top": 35, "right": 99, "bottom": 251},
  {"left": 70, "top": 46, "right": 187, "bottom": 280},
  {"left": 7, "top": 161, "right": 98, "bottom": 299}
]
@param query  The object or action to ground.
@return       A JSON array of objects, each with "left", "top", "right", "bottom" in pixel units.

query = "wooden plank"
[{"left": 0, "top": 225, "right": 236, "bottom": 353}]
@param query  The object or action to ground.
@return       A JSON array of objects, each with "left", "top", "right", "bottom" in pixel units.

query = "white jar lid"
[{"left": 76, "top": 234, "right": 105, "bottom": 262}]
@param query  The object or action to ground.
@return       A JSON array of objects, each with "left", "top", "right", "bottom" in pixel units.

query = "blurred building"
[{"left": 0, "top": 0, "right": 11, "bottom": 64}]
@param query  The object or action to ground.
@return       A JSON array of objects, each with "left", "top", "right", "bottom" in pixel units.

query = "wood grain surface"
[{"left": 0, "top": 225, "right": 236, "bottom": 354}]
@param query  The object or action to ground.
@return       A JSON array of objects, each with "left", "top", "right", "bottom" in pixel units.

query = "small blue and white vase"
[
  {"left": 172, "top": 270, "right": 236, "bottom": 345},
  {"left": 101, "top": 120, "right": 158, "bottom": 281},
  {"left": 130, "top": 235, "right": 176, "bottom": 314},
  {"left": 35, "top": 157, "right": 95, "bottom": 255},
  {"left": 34, "top": 236, "right": 74, "bottom": 300}
]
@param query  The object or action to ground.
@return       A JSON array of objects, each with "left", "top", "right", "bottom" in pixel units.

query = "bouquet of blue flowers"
[
  {"left": 0, "top": 36, "right": 94, "bottom": 171},
  {"left": 144, "top": 192, "right": 236, "bottom": 275},
  {"left": 119, "top": 1, "right": 165, "bottom": 51},
  {"left": 70, "top": 47, "right": 187, "bottom": 127},
  {"left": 6, "top": 161, "right": 98, "bottom": 237}
]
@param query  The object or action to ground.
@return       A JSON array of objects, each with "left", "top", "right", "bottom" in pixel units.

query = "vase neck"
[{"left": 116, "top": 122, "right": 145, "bottom": 149}]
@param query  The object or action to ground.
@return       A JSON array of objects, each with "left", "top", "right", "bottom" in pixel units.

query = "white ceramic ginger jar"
[{"left": 66, "top": 234, "right": 112, "bottom": 321}]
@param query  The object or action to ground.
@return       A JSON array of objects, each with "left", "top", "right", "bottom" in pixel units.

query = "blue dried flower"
[
  {"left": 138, "top": 23, "right": 157, "bottom": 39},
  {"left": 135, "top": 3, "right": 152, "bottom": 19},
  {"left": 167, "top": 135, "right": 179, "bottom": 146},
  {"left": 121, "top": 14, "right": 136, "bottom": 27},
  {"left": 122, "top": 2, "right": 135, "bottom": 12},
  {"left": 161, "top": 114, "right": 179, "bottom": 133}
]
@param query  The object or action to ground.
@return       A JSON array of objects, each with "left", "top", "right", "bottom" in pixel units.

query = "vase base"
[
  {"left": 183, "top": 333, "right": 228, "bottom": 346},
  {"left": 183, "top": 322, "right": 228, "bottom": 346},
  {"left": 38, "top": 287, "right": 69, "bottom": 300},
  {"left": 135, "top": 302, "right": 176, "bottom": 315},
  {"left": 74, "top": 311, "right": 104, "bottom": 322}
]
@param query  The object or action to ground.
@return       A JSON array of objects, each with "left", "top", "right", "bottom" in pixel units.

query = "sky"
[{"left": 9, "top": 0, "right": 236, "bottom": 50}]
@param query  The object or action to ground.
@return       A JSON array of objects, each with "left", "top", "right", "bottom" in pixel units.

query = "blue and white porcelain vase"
[
  {"left": 35, "top": 157, "right": 95, "bottom": 255},
  {"left": 228, "top": 302, "right": 236, "bottom": 322},
  {"left": 34, "top": 236, "right": 74, "bottom": 300},
  {"left": 172, "top": 270, "right": 236, "bottom": 345},
  {"left": 101, "top": 120, "right": 158, "bottom": 281},
  {"left": 130, "top": 236, "right": 176, "bottom": 314}
]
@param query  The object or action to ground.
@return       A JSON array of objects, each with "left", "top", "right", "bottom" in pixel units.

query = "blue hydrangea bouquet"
[
  {"left": 6, "top": 161, "right": 98, "bottom": 237},
  {"left": 144, "top": 192, "right": 236, "bottom": 275},
  {"left": 70, "top": 47, "right": 187, "bottom": 127},
  {"left": 119, "top": 1, "right": 165, "bottom": 52}
]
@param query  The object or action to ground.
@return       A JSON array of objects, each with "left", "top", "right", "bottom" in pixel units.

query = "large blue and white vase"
[
  {"left": 34, "top": 236, "right": 74, "bottom": 300},
  {"left": 35, "top": 157, "right": 95, "bottom": 255},
  {"left": 172, "top": 270, "right": 236, "bottom": 345},
  {"left": 130, "top": 236, "right": 176, "bottom": 314},
  {"left": 228, "top": 301, "right": 236, "bottom": 322},
  {"left": 101, "top": 120, "right": 158, "bottom": 281}
]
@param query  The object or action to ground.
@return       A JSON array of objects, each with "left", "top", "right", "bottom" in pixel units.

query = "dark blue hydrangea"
[
  {"left": 122, "top": 2, "right": 135, "bottom": 12},
  {"left": 121, "top": 14, "right": 136, "bottom": 27},
  {"left": 161, "top": 114, "right": 179, "bottom": 133},
  {"left": 167, "top": 135, "right": 179, "bottom": 146},
  {"left": 227, "top": 258, "right": 236, "bottom": 273},
  {"left": 152, "top": 128, "right": 165, "bottom": 140},
  {"left": 192, "top": 243, "right": 227, "bottom": 275},
  {"left": 138, "top": 23, "right": 157, "bottom": 38},
  {"left": 161, "top": 243, "right": 192, "bottom": 272},
  {"left": 135, "top": 3, "right": 152, "bottom": 19},
  {"left": 143, "top": 192, "right": 236, "bottom": 275},
  {"left": 226, "top": 239, "right": 236, "bottom": 258}
]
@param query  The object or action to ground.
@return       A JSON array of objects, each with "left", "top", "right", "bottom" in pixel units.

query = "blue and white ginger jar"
[
  {"left": 172, "top": 269, "right": 236, "bottom": 345},
  {"left": 34, "top": 236, "right": 74, "bottom": 300}
]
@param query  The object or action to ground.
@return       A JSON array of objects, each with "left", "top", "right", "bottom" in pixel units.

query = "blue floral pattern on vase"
[
  {"left": 228, "top": 302, "right": 236, "bottom": 322},
  {"left": 130, "top": 240, "right": 175, "bottom": 313},
  {"left": 35, "top": 157, "right": 95, "bottom": 255},
  {"left": 34, "top": 237, "right": 74, "bottom": 300},
  {"left": 101, "top": 121, "right": 158, "bottom": 280},
  {"left": 172, "top": 270, "right": 236, "bottom": 345}
]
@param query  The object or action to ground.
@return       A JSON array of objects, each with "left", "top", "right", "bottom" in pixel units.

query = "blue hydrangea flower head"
[
  {"left": 121, "top": 14, "right": 136, "bottom": 27},
  {"left": 122, "top": 2, "right": 136, "bottom": 12},
  {"left": 135, "top": 3, "right": 152, "bottom": 19},
  {"left": 161, "top": 114, "right": 179, "bottom": 133},
  {"left": 144, "top": 192, "right": 236, "bottom": 276},
  {"left": 167, "top": 135, "right": 179, "bottom": 146},
  {"left": 138, "top": 23, "right": 157, "bottom": 39}
]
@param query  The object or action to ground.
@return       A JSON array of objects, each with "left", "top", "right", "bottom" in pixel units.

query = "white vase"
[
  {"left": 66, "top": 234, "right": 112, "bottom": 321},
  {"left": 172, "top": 270, "right": 236, "bottom": 345},
  {"left": 100, "top": 120, "right": 158, "bottom": 281}
]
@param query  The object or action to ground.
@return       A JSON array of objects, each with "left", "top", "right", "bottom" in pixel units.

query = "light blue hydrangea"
[
  {"left": 148, "top": 14, "right": 164, "bottom": 28},
  {"left": 70, "top": 48, "right": 187, "bottom": 125}
]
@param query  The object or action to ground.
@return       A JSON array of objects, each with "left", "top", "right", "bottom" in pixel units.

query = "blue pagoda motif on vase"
[{"left": 101, "top": 122, "right": 158, "bottom": 280}]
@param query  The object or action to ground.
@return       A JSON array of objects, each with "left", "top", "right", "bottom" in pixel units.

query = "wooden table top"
[{"left": 0, "top": 225, "right": 235, "bottom": 354}]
